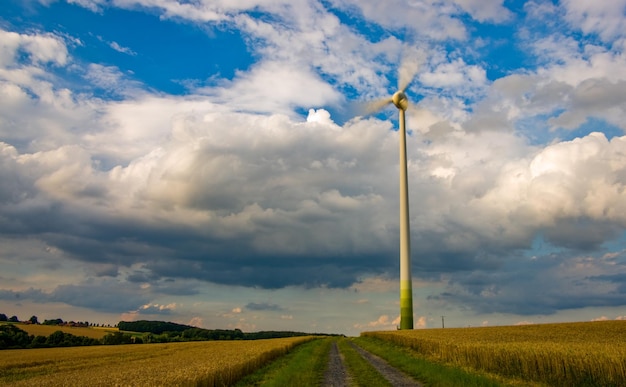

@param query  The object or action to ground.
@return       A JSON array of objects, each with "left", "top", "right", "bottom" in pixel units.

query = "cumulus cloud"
[
  {"left": 452, "top": 0, "right": 512, "bottom": 23},
  {"left": 200, "top": 61, "right": 342, "bottom": 114},
  {"left": 561, "top": 0, "right": 626, "bottom": 42},
  {"left": 331, "top": 0, "right": 466, "bottom": 40},
  {"left": 2, "top": 1, "right": 626, "bottom": 331},
  {"left": 137, "top": 303, "right": 177, "bottom": 315},
  {"left": 2, "top": 70, "right": 626, "bottom": 305},
  {"left": 0, "top": 29, "right": 68, "bottom": 67},
  {"left": 354, "top": 314, "right": 399, "bottom": 331}
]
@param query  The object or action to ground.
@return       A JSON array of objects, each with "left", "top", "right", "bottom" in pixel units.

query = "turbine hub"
[{"left": 392, "top": 91, "right": 408, "bottom": 111}]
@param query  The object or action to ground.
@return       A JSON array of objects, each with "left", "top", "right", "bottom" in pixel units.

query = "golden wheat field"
[
  {"left": 12, "top": 323, "right": 118, "bottom": 339},
  {"left": 1, "top": 336, "right": 314, "bottom": 386},
  {"left": 363, "top": 320, "right": 626, "bottom": 386}
]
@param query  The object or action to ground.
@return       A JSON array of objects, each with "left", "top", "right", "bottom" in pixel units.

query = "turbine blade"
[
  {"left": 348, "top": 97, "right": 393, "bottom": 117},
  {"left": 397, "top": 52, "right": 421, "bottom": 92},
  {"left": 363, "top": 97, "right": 393, "bottom": 115}
]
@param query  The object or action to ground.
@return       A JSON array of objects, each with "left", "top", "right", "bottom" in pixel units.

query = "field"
[
  {"left": 363, "top": 320, "right": 626, "bottom": 386},
  {"left": 1, "top": 336, "right": 314, "bottom": 386},
  {"left": 4, "top": 321, "right": 625, "bottom": 386},
  {"left": 9, "top": 323, "right": 118, "bottom": 339}
]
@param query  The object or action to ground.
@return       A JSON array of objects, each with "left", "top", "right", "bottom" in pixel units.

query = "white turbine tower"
[
  {"left": 365, "top": 60, "right": 418, "bottom": 330},
  {"left": 394, "top": 88, "right": 413, "bottom": 330}
]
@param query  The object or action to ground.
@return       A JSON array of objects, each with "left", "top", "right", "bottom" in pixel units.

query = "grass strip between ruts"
[{"left": 337, "top": 338, "right": 392, "bottom": 387}]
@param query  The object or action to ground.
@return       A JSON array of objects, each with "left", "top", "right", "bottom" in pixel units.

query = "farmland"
[
  {"left": 9, "top": 323, "right": 118, "bottom": 340},
  {"left": 362, "top": 320, "right": 626, "bottom": 386},
  {"left": 1, "top": 336, "right": 313, "bottom": 386},
  {"left": 3, "top": 321, "right": 625, "bottom": 386}
]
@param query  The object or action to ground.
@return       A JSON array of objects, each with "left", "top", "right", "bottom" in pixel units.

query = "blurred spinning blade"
[
  {"left": 356, "top": 53, "right": 421, "bottom": 116},
  {"left": 364, "top": 97, "right": 393, "bottom": 115},
  {"left": 397, "top": 54, "right": 420, "bottom": 93}
]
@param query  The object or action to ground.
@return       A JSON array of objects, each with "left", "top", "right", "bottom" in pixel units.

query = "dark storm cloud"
[
  {"left": 429, "top": 250, "right": 626, "bottom": 315},
  {"left": 0, "top": 283, "right": 151, "bottom": 313},
  {"left": 0, "top": 288, "right": 46, "bottom": 302},
  {"left": 543, "top": 218, "right": 623, "bottom": 251},
  {"left": 144, "top": 252, "right": 393, "bottom": 289},
  {"left": 49, "top": 283, "right": 150, "bottom": 312}
]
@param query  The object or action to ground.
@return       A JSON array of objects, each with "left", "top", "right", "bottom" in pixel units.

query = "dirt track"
[{"left": 323, "top": 340, "right": 421, "bottom": 387}]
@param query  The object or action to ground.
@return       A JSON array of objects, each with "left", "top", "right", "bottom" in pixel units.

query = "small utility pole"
[{"left": 441, "top": 315, "right": 445, "bottom": 329}]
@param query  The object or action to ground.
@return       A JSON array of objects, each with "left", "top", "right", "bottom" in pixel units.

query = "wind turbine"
[{"left": 365, "top": 61, "right": 417, "bottom": 330}]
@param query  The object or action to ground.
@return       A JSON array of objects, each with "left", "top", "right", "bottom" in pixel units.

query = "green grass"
[
  {"left": 234, "top": 337, "right": 331, "bottom": 387},
  {"left": 337, "top": 339, "right": 391, "bottom": 387},
  {"left": 352, "top": 337, "right": 531, "bottom": 387}
]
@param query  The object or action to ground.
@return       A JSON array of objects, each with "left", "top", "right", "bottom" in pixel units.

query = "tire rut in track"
[{"left": 323, "top": 341, "right": 350, "bottom": 387}]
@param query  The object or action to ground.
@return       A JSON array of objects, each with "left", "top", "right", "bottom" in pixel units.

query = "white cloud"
[
  {"left": 200, "top": 61, "right": 342, "bottom": 114},
  {"left": 331, "top": 0, "right": 467, "bottom": 40},
  {"left": 452, "top": 0, "right": 512, "bottom": 23},
  {"left": 109, "top": 41, "right": 136, "bottom": 56},
  {"left": 356, "top": 314, "right": 397, "bottom": 330},
  {"left": 84, "top": 64, "right": 128, "bottom": 90},
  {"left": 67, "top": 0, "right": 104, "bottom": 13},
  {"left": 188, "top": 316, "right": 203, "bottom": 327},
  {"left": 0, "top": 29, "right": 68, "bottom": 67},
  {"left": 139, "top": 302, "right": 177, "bottom": 314},
  {"left": 561, "top": 0, "right": 626, "bottom": 42},
  {"left": 420, "top": 58, "right": 487, "bottom": 90}
]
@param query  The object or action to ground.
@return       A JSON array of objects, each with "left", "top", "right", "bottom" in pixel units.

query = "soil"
[{"left": 323, "top": 341, "right": 350, "bottom": 386}]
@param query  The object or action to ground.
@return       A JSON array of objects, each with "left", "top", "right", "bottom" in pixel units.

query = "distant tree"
[
  {"left": 102, "top": 332, "right": 133, "bottom": 345},
  {"left": 46, "top": 331, "right": 67, "bottom": 346},
  {"left": 31, "top": 335, "right": 48, "bottom": 348},
  {"left": 0, "top": 324, "right": 32, "bottom": 349},
  {"left": 0, "top": 313, "right": 7, "bottom": 322},
  {"left": 118, "top": 320, "right": 191, "bottom": 334},
  {"left": 29, "top": 315, "right": 39, "bottom": 324},
  {"left": 42, "top": 330, "right": 100, "bottom": 347},
  {"left": 8, "top": 315, "right": 18, "bottom": 323},
  {"left": 43, "top": 318, "right": 63, "bottom": 325}
]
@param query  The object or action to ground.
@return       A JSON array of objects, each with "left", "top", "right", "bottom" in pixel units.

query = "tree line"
[
  {"left": 0, "top": 313, "right": 115, "bottom": 328},
  {"left": 118, "top": 320, "right": 331, "bottom": 341},
  {"left": 1, "top": 316, "right": 341, "bottom": 350},
  {"left": 0, "top": 324, "right": 103, "bottom": 349}
]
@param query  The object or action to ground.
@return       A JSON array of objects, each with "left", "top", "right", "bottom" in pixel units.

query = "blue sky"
[{"left": 1, "top": 0, "right": 626, "bottom": 335}]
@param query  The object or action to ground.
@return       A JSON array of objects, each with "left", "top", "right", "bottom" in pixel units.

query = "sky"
[{"left": 1, "top": 0, "right": 626, "bottom": 336}]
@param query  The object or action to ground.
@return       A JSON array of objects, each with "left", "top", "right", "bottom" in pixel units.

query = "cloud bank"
[{"left": 1, "top": 0, "right": 626, "bottom": 333}]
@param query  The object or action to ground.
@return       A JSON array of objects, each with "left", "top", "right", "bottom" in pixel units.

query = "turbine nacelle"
[{"left": 392, "top": 90, "right": 408, "bottom": 111}]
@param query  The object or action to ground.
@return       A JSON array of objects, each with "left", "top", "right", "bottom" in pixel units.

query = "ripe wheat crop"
[
  {"left": 1, "top": 336, "right": 314, "bottom": 386},
  {"left": 363, "top": 321, "right": 626, "bottom": 386},
  {"left": 11, "top": 323, "right": 117, "bottom": 339}
]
